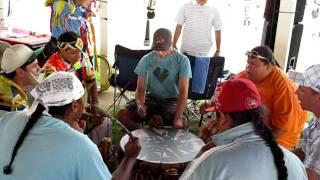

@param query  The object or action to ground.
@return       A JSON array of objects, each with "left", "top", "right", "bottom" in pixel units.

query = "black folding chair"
[
  {"left": 107, "top": 45, "right": 152, "bottom": 113},
  {"left": 185, "top": 55, "right": 225, "bottom": 127}
]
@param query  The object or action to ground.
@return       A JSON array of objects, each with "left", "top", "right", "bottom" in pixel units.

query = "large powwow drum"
[{"left": 120, "top": 128, "right": 204, "bottom": 180}]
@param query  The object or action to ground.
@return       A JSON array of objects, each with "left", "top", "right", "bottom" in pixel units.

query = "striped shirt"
[
  {"left": 176, "top": 1, "right": 222, "bottom": 57},
  {"left": 301, "top": 116, "right": 320, "bottom": 176}
]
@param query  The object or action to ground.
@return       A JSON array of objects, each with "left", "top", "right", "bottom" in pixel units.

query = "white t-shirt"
[
  {"left": 0, "top": 110, "right": 112, "bottom": 180},
  {"left": 176, "top": 1, "right": 222, "bottom": 56}
]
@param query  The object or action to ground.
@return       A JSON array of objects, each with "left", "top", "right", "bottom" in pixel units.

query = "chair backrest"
[
  {"left": 187, "top": 55, "right": 225, "bottom": 100},
  {"left": 109, "top": 45, "right": 152, "bottom": 91}
]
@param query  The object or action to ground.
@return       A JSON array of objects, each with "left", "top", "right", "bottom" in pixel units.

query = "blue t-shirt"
[
  {"left": 0, "top": 110, "right": 111, "bottom": 180},
  {"left": 180, "top": 122, "right": 307, "bottom": 180},
  {"left": 134, "top": 50, "right": 192, "bottom": 99}
]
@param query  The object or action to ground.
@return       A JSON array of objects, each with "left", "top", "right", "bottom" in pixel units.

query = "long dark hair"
[
  {"left": 58, "top": 31, "right": 78, "bottom": 43},
  {"left": 3, "top": 104, "right": 69, "bottom": 175},
  {"left": 227, "top": 107, "right": 288, "bottom": 180}
]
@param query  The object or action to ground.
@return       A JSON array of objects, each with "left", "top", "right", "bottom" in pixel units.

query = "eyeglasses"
[{"left": 246, "top": 51, "right": 269, "bottom": 61}]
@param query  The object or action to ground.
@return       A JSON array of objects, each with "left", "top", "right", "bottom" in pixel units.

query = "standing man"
[
  {"left": 173, "top": 0, "right": 222, "bottom": 57},
  {"left": 0, "top": 44, "right": 43, "bottom": 115},
  {"left": 117, "top": 28, "right": 192, "bottom": 131},
  {"left": 290, "top": 64, "right": 320, "bottom": 180},
  {"left": 46, "top": 0, "right": 96, "bottom": 62},
  {"left": 46, "top": 0, "right": 90, "bottom": 39}
]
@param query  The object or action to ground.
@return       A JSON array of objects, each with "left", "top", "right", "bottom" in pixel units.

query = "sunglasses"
[{"left": 246, "top": 51, "right": 269, "bottom": 61}]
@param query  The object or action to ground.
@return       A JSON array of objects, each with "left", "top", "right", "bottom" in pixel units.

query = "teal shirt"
[
  {"left": 180, "top": 122, "right": 307, "bottom": 180},
  {"left": 0, "top": 110, "right": 111, "bottom": 180},
  {"left": 134, "top": 50, "right": 192, "bottom": 99}
]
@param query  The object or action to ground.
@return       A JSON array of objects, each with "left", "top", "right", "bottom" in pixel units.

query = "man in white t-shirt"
[{"left": 173, "top": 0, "right": 222, "bottom": 57}]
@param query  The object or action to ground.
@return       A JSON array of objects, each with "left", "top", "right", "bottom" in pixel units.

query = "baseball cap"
[
  {"left": 206, "top": 78, "right": 262, "bottom": 112},
  {"left": 1, "top": 44, "right": 44, "bottom": 74},
  {"left": 0, "top": 41, "right": 11, "bottom": 71},
  {"left": 152, "top": 28, "right": 172, "bottom": 51},
  {"left": 28, "top": 71, "right": 85, "bottom": 115},
  {"left": 288, "top": 64, "right": 320, "bottom": 93}
]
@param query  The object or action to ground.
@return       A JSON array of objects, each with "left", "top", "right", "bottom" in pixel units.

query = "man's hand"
[
  {"left": 137, "top": 104, "right": 147, "bottom": 118},
  {"left": 200, "top": 120, "right": 219, "bottom": 143},
  {"left": 214, "top": 50, "right": 220, "bottom": 57},
  {"left": 149, "top": 114, "right": 163, "bottom": 128},
  {"left": 199, "top": 102, "right": 211, "bottom": 114},
  {"left": 196, "top": 142, "right": 216, "bottom": 158},
  {"left": 173, "top": 117, "right": 184, "bottom": 129},
  {"left": 124, "top": 137, "right": 141, "bottom": 159}
]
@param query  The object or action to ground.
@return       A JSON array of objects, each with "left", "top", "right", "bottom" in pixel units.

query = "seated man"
[
  {"left": 0, "top": 44, "right": 43, "bottom": 116},
  {"left": 290, "top": 64, "right": 320, "bottom": 180},
  {"left": 237, "top": 45, "right": 307, "bottom": 149},
  {"left": 43, "top": 31, "right": 112, "bottom": 147},
  {"left": 180, "top": 78, "right": 307, "bottom": 180},
  {"left": 0, "top": 72, "right": 140, "bottom": 180},
  {"left": 200, "top": 45, "right": 307, "bottom": 149},
  {"left": 117, "top": 28, "right": 192, "bottom": 131}
]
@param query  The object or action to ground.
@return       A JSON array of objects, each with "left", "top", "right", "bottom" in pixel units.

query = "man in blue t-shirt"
[{"left": 117, "top": 28, "right": 192, "bottom": 131}]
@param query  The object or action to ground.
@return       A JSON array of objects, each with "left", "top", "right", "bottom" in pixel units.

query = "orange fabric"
[
  {"left": 45, "top": 52, "right": 67, "bottom": 71},
  {"left": 237, "top": 68, "right": 308, "bottom": 149}
]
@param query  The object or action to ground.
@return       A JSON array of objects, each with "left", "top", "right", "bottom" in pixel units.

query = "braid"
[
  {"left": 250, "top": 109, "right": 288, "bottom": 180},
  {"left": 228, "top": 107, "right": 288, "bottom": 180},
  {"left": 3, "top": 104, "right": 46, "bottom": 175}
]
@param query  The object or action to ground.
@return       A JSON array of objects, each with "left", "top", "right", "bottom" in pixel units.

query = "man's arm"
[
  {"left": 306, "top": 168, "right": 320, "bottom": 180},
  {"left": 135, "top": 76, "right": 146, "bottom": 118},
  {"left": 90, "top": 81, "right": 99, "bottom": 105},
  {"left": 112, "top": 137, "right": 141, "bottom": 180},
  {"left": 173, "top": 77, "right": 189, "bottom": 129},
  {"left": 214, "top": 30, "right": 221, "bottom": 57},
  {"left": 173, "top": 24, "right": 182, "bottom": 50},
  {"left": 292, "top": 148, "right": 305, "bottom": 161}
]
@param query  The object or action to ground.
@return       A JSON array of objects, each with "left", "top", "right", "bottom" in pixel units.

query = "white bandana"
[{"left": 27, "top": 72, "right": 84, "bottom": 116}]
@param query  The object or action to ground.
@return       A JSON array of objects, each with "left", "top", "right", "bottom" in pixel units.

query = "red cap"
[{"left": 206, "top": 78, "right": 261, "bottom": 113}]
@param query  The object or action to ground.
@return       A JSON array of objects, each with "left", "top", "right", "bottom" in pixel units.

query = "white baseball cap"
[
  {"left": 1, "top": 44, "right": 44, "bottom": 74},
  {"left": 288, "top": 64, "right": 320, "bottom": 93},
  {"left": 28, "top": 72, "right": 85, "bottom": 115},
  {"left": 0, "top": 41, "right": 11, "bottom": 60}
]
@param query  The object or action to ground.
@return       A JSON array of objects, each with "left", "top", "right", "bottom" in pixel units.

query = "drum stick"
[
  {"left": 115, "top": 120, "right": 135, "bottom": 139},
  {"left": 83, "top": 111, "right": 134, "bottom": 139}
]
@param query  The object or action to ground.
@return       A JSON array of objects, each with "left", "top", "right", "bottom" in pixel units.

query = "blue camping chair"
[
  {"left": 107, "top": 45, "right": 152, "bottom": 113},
  {"left": 185, "top": 55, "right": 225, "bottom": 127}
]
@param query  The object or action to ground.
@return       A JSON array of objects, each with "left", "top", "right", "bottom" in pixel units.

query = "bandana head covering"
[
  {"left": 57, "top": 37, "right": 83, "bottom": 51},
  {"left": 28, "top": 71, "right": 85, "bottom": 115}
]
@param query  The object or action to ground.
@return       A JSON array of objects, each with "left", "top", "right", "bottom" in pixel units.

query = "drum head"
[{"left": 120, "top": 128, "right": 204, "bottom": 165}]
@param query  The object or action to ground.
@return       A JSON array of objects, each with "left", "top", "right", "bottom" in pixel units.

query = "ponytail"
[
  {"left": 3, "top": 104, "right": 46, "bottom": 175},
  {"left": 228, "top": 108, "right": 288, "bottom": 180}
]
